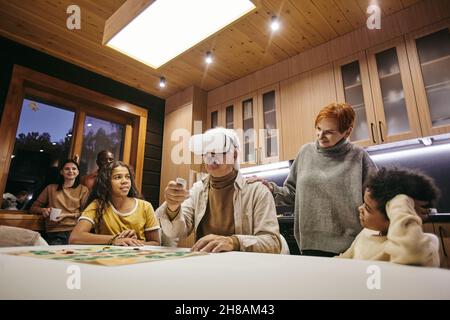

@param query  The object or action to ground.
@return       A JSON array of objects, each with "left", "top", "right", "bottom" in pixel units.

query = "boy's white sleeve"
[
  {"left": 337, "top": 235, "right": 358, "bottom": 259},
  {"left": 385, "top": 194, "right": 440, "bottom": 267}
]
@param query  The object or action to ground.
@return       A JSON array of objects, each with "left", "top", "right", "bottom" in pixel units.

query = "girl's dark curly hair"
[
  {"left": 86, "top": 161, "right": 142, "bottom": 227},
  {"left": 56, "top": 159, "right": 81, "bottom": 191},
  {"left": 364, "top": 167, "right": 440, "bottom": 217}
]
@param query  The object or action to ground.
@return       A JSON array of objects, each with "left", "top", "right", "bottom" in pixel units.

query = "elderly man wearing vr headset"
[{"left": 156, "top": 127, "right": 282, "bottom": 253}]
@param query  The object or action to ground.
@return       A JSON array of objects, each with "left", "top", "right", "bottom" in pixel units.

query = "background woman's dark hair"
[
  {"left": 364, "top": 167, "right": 441, "bottom": 217},
  {"left": 86, "top": 161, "right": 141, "bottom": 224},
  {"left": 56, "top": 159, "right": 81, "bottom": 191}
]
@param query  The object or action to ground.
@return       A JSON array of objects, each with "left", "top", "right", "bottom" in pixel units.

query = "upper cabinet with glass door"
[
  {"left": 406, "top": 20, "right": 450, "bottom": 137},
  {"left": 335, "top": 52, "right": 378, "bottom": 147},
  {"left": 257, "top": 84, "right": 282, "bottom": 164},
  {"left": 366, "top": 38, "right": 422, "bottom": 144},
  {"left": 207, "top": 98, "right": 237, "bottom": 130},
  {"left": 207, "top": 105, "right": 221, "bottom": 129}
]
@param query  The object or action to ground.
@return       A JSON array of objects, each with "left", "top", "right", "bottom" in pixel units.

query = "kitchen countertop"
[{"left": 278, "top": 213, "right": 450, "bottom": 223}]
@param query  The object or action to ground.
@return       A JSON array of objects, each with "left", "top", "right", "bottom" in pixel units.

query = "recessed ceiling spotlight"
[
  {"left": 159, "top": 77, "right": 166, "bottom": 88},
  {"left": 270, "top": 16, "right": 280, "bottom": 31},
  {"left": 205, "top": 51, "right": 213, "bottom": 64}
]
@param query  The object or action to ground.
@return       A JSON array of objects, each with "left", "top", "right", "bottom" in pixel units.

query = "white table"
[{"left": 1, "top": 245, "right": 450, "bottom": 299}]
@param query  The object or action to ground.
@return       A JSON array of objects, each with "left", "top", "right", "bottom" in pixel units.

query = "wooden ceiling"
[{"left": 0, "top": 0, "right": 421, "bottom": 99}]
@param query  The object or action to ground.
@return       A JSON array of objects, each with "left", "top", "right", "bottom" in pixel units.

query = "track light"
[
  {"left": 205, "top": 51, "right": 213, "bottom": 64},
  {"left": 159, "top": 77, "right": 166, "bottom": 88},
  {"left": 270, "top": 16, "right": 280, "bottom": 31}
]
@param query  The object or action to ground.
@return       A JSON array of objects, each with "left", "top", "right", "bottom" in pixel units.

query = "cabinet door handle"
[
  {"left": 370, "top": 123, "right": 376, "bottom": 144},
  {"left": 259, "top": 147, "right": 263, "bottom": 164},
  {"left": 439, "top": 226, "right": 448, "bottom": 257},
  {"left": 378, "top": 121, "right": 385, "bottom": 142}
]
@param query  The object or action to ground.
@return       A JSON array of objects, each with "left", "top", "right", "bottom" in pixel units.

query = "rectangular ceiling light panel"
[{"left": 107, "top": 0, "right": 256, "bottom": 69}]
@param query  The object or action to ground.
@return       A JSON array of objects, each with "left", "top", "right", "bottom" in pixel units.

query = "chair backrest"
[
  {"left": 280, "top": 234, "right": 290, "bottom": 255},
  {"left": 0, "top": 225, "right": 48, "bottom": 247}
]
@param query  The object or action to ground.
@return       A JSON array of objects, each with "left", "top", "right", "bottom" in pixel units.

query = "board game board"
[{"left": 7, "top": 246, "right": 208, "bottom": 266}]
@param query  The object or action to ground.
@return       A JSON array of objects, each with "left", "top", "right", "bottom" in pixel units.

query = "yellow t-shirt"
[{"left": 79, "top": 198, "right": 159, "bottom": 241}]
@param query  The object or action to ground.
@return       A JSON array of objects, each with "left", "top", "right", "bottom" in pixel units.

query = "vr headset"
[{"left": 189, "top": 132, "right": 236, "bottom": 155}]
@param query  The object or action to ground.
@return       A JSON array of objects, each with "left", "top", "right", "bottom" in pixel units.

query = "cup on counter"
[{"left": 49, "top": 208, "right": 62, "bottom": 221}]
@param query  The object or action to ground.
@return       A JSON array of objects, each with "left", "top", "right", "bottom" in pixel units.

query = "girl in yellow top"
[{"left": 69, "top": 161, "right": 160, "bottom": 246}]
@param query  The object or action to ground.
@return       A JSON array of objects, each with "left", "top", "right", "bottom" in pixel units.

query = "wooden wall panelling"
[
  {"left": 310, "top": 63, "right": 338, "bottom": 116},
  {"left": 279, "top": 72, "right": 313, "bottom": 160},
  {"left": 159, "top": 104, "right": 193, "bottom": 205},
  {"left": 165, "top": 87, "right": 195, "bottom": 114},
  {"left": 333, "top": 0, "right": 367, "bottom": 29},
  {"left": 288, "top": 0, "right": 339, "bottom": 41},
  {"left": 356, "top": 0, "right": 402, "bottom": 17},
  {"left": 405, "top": 19, "right": 450, "bottom": 136},
  {"left": 401, "top": 0, "right": 422, "bottom": 7},
  {"left": 311, "top": 0, "right": 354, "bottom": 36}
]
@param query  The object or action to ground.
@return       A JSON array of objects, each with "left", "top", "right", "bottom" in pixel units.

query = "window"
[
  {"left": 4, "top": 98, "right": 75, "bottom": 210},
  {"left": 0, "top": 66, "right": 148, "bottom": 212}
]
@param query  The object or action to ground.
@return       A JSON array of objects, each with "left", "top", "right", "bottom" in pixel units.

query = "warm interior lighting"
[
  {"left": 159, "top": 77, "right": 166, "bottom": 88},
  {"left": 240, "top": 161, "right": 290, "bottom": 175},
  {"left": 205, "top": 51, "right": 213, "bottom": 64},
  {"left": 106, "top": 0, "right": 256, "bottom": 69},
  {"left": 270, "top": 16, "right": 280, "bottom": 31}
]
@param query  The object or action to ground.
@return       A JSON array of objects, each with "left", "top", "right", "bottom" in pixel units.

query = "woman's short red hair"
[{"left": 314, "top": 103, "right": 355, "bottom": 133}]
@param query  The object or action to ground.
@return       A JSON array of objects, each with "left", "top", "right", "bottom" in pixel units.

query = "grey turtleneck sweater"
[{"left": 271, "top": 139, "right": 377, "bottom": 254}]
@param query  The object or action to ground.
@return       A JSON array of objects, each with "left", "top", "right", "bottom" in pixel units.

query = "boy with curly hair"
[{"left": 339, "top": 167, "right": 440, "bottom": 267}]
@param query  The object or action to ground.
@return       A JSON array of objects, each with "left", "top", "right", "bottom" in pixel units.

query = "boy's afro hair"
[{"left": 364, "top": 167, "right": 440, "bottom": 216}]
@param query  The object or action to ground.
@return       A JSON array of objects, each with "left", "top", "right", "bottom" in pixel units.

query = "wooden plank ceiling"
[{"left": 0, "top": 0, "right": 422, "bottom": 99}]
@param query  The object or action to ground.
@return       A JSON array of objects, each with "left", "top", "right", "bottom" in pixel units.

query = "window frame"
[{"left": 0, "top": 65, "right": 148, "bottom": 209}]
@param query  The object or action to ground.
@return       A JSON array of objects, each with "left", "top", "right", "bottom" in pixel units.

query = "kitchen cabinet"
[
  {"left": 335, "top": 52, "right": 378, "bottom": 147},
  {"left": 207, "top": 84, "right": 282, "bottom": 166},
  {"left": 434, "top": 222, "right": 450, "bottom": 269},
  {"left": 424, "top": 219, "right": 450, "bottom": 269},
  {"left": 335, "top": 38, "right": 422, "bottom": 146},
  {"left": 406, "top": 20, "right": 450, "bottom": 137}
]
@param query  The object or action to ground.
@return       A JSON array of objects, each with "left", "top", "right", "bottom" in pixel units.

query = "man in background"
[{"left": 81, "top": 150, "right": 114, "bottom": 191}]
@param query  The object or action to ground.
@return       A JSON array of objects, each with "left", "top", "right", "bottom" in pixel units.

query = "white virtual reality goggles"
[{"left": 189, "top": 131, "right": 237, "bottom": 156}]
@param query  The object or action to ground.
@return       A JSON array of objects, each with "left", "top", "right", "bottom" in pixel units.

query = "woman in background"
[
  {"left": 249, "top": 103, "right": 377, "bottom": 256},
  {"left": 30, "top": 159, "right": 89, "bottom": 245}
]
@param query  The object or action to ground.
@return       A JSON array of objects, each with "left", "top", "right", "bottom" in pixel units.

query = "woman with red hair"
[{"left": 250, "top": 103, "right": 377, "bottom": 257}]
